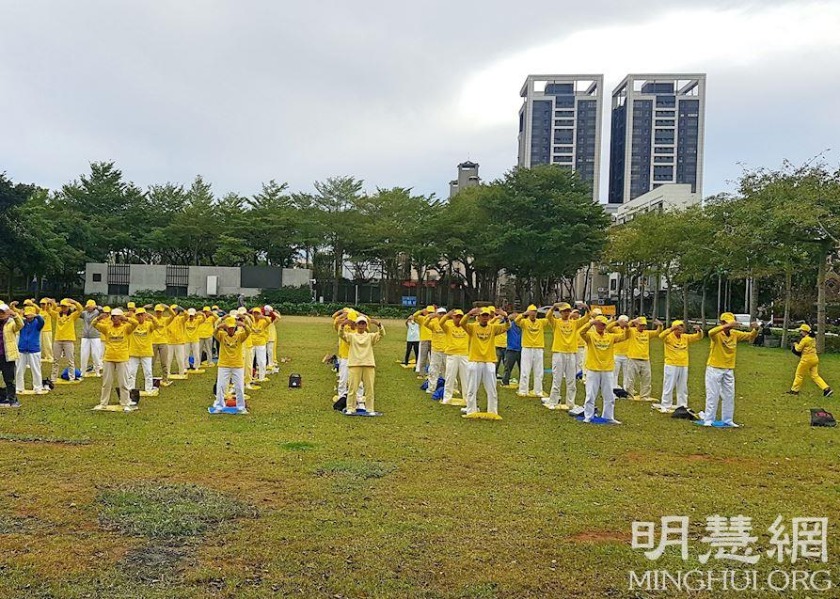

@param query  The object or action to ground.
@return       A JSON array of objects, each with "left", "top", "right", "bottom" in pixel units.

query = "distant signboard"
[{"left": 401, "top": 296, "right": 417, "bottom": 307}]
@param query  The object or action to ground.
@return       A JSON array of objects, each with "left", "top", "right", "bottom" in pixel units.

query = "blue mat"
[
  {"left": 342, "top": 409, "right": 383, "bottom": 417},
  {"left": 207, "top": 406, "right": 247, "bottom": 415},
  {"left": 694, "top": 420, "right": 739, "bottom": 428},
  {"left": 574, "top": 415, "right": 616, "bottom": 425}
]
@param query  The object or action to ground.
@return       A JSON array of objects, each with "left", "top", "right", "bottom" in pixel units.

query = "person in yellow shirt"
[
  {"left": 332, "top": 308, "right": 365, "bottom": 405},
  {"left": 264, "top": 305, "right": 281, "bottom": 373},
  {"left": 623, "top": 316, "right": 663, "bottom": 401},
  {"left": 150, "top": 304, "right": 173, "bottom": 385},
  {"left": 413, "top": 305, "right": 435, "bottom": 378},
  {"left": 786, "top": 324, "right": 833, "bottom": 397},
  {"left": 571, "top": 309, "right": 586, "bottom": 380},
  {"left": 0, "top": 304, "right": 25, "bottom": 406},
  {"left": 197, "top": 306, "right": 218, "bottom": 367},
  {"left": 39, "top": 298, "right": 55, "bottom": 362},
  {"left": 458, "top": 307, "right": 510, "bottom": 418},
  {"left": 183, "top": 308, "right": 206, "bottom": 371},
  {"left": 127, "top": 308, "right": 160, "bottom": 395},
  {"left": 249, "top": 307, "right": 271, "bottom": 381},
  {"left": 701, "top": 312, "right": 758, "bottom": 427},
  {"left": 514, "top": 305, "right": 548, "bottom": 398},
  {"left": 579, "top": 315, "right": 631, "bottom": 424},
  {"left": 494, "top": 317, "right": 508, "bottom": 379},
  {"left": 211, "top": 315, "right": 252, "bottom": 414},
  {"left": 166, "top": 306, "right": 188, "bottom": 377},
  {"left": 656, "top": 320, "right": 704, "bottom": 412},
  {"left": 49, "top": 298, "right": 83, "bottom": 383},
  {"left": 439, "top": 309, "right": 469, "bottom": 405},
  {"left": 421, "top": 307, "right": 448, "bottom": 396},
  {"left": 92, "top": 308, "right": 138, "bottom": 411},
  {"left": 545, "top": 302, "right": 589, "bottom": 411},
  {"left": 338, "top": 315, "right": 385, "bottom": 415},
  {"left": 611, "top": 315, "right": 631, "bottom": 391}
]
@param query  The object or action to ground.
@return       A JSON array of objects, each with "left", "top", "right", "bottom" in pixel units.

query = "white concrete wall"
[
  {"left": 188, "top": 266, "right": 241, "bottom": 297},
  {"left": 128, "top": 265, "right": 167, "bottom": 294},
  {"left": 282, "top": 268, "right": 312, "bottom": 288},
  {"left": 84, "top": 263, "right": 108, "bottom": 295}
]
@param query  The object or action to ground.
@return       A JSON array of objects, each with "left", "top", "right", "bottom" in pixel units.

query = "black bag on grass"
[
  {"left": 672, "top": 406, "right": 699, "bottom": 421},
  {"left": 333, "top": 395, "right": 347, "bottom": 411},
  {"left": 810, "top": 408, "right": 836, "bottom": 427},
  {"left": 613, "top": 388, "right": 630, "bottom": 399}
]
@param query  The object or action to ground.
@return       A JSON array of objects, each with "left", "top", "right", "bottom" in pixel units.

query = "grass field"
[{"left": 1, "top": 316, "right": 839, "bottom": 598}]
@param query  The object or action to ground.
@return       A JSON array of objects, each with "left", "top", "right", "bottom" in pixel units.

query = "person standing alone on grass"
[
  {"left": 457, "top": 307, "right": 510, "bottom": 418},
  {"left": 578, "top": 315, "right": 630, "bottom": 424},
  {"left": 701, "top": 312, "right": 758, "bottom": 427},
  {"left": 15, "top": 304, "right": 47, "bottom": 394},
  {"left": 786, "top": 324, "right": 833, "bottom": 398},
  {"left": 515, "top": 305, "right": 548, "bottom": 398},
  {"left": 545, "top": 302, "right": 589, "bottom": 411},
  {"left": 656, "top": 320, "right": 704, "bottom": 413},
  {"left": 338, "top": 315, "right": 385, "bottom": 415},
  {"left": 0, "top": 303, "right": 24, "bottom": 406},
  {"left": 93, "top": 308, "right": 138, "bottom": 412},
  {"left": 211, "top": 315, "right": 252, "bottom": 414},
  {"left": 403, "top": 315, "right": 420, "bottom": 366}
]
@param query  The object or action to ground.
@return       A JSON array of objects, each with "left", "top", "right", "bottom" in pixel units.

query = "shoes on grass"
[{"left": 824, "top": 388, "right": 834, "bottom": 397}]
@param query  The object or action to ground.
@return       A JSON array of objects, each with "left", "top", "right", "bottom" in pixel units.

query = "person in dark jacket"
[{"left": 16, "top": 306, "right": 47, "bottom": 394}]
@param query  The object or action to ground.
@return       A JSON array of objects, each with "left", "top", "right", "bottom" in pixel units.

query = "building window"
[
  {"left": 107, "top": 284, "right": 129, "bottom": 296},
  {"left": 165, "top": 285, "right": 188, "bottom": 297},
  {"left": 92, "top": 273, "right": 102, "bottom": 282}
]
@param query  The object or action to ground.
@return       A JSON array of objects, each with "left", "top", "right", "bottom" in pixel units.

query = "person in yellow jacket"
[
  {"left": 332, "top": 308, "right": 364, "bottom": 405},
  {"left": 49, "top": 298, "right": 83, "bottom": 383},
  {"left": 786, "top": 324, "right": 833, "bottom": 397},
  {"left": 150, "top": 304, "right": 173, "bottom": 385},
  {"left": 166, "top": 305, "right": 189, "bottom": 377},
  {"left": 264, "top": 305, "right": 281, "bottom": 373},
  {"left": 656, "top": 320, "right": 704, "bottom": 412},
  {"left": 248, "top": 307, "right": 271, "bottom": 382},
  {"left": 413, "top": 305, "right": 435, "bottom": 377},
  {"left": 211, "top": 315, "right": 252, "bottom": 414},
  {"left": 92, "top": 308, "right": 139, "bottom": 411},
  {"left": 457, "top": 307, "right": 510, "bottom": 418},
  {"left": 0, "top": 304, "right": 25, "bottom": 406},
  {"left": 545, "top": 302, "right": 589, "bottom": 411},
  {"left": 338, "top": 315, "right": 385, "bottom": 414},
  {"left": 39, "top": 298, "right": 55, "bottom": 362},
  {"left": 572, "top": 309, "right": 586, "bottom": 380},
  {"left": 127, "top": 308, "right": 160, "bottom": 395},
  {"left": 701, "top": 312, "right": 758, "bottom": 427},
  {"left": 183, "top": 308, "right": 206, "bottom": 371},
  {"left": 514, "top": 305, "right": 548, "bottom": 398},
  {"left": 612, "top": 315, "right": 631, "bottom": 391},
  {"left": 579, "top": 315, "right": 631, "bottom": 423},
  {"left": 494, "top": 317, "right": 508, "bottom": 379},
  {"left": 623, "top": 316, "right": 663, "bottom": 400},
  {"left": 197, "top": 306, "right": 218, "bottom": 367},
  {"left": 420, "top": 307, "right": 448, "bottom": 395},
  {"left": 439, "top": 309, "right": 469, "bottom": 405}
]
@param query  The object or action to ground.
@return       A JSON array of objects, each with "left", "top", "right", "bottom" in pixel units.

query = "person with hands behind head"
[
  {"left": 127, "top": 308, "right": 161, "bottom": 396},
  {"left": 16, "top": 303, "right": 47, "bottom": 395},
  {"left": 578, "top": 314, "right": 631, "bottom": 424},
  {"left": 337, "top": 314, "right": 385, "bottom": 415},
  {"left": 92, "top": 308, "right": 139, "bottom": 412},
  {"left": 545, "top": 302, "right": 590, "bottom": 411},
  {"left": 621, "top": 316, "right": 663, "bottom": 401},
  {"left": 656, "top": 320, "right": 704, "bottom": 412},
  {"left": 438, "top": 309, "right": 470, "bottom": 405},
  {"left": 411, "top": 305, "right": 436, "bottom": 377},
  {"left": 211, "top": 313, "right": 252, "bottom": 414},
  {"left": 80, "top": 299, "right": 104, "bottom": 377},
  {"left": 457, "top": 306, "right": 510, "bottom": 419},
  {"left": 50, "top": 298, "right": 84, "bottom": 384},
  {"left": 514, "top": 304, "right": 549, "bottom": 398},
  {"left": 38, "top": 298, "right": 55, "bottom": 363}
]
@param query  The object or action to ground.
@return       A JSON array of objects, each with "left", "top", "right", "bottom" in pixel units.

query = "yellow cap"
[
  {"left": 39, "top": 298, "right": 48, "bottom": 304},
  {"left": 557, "top": 302, "right": 572, "bottom": 311},
  {"left": 346, "top": 309, "right": 359, "bottom": 322},
  {"left": 720, "top": 312, "right": 735, "bottom": 323},
  {"left": 799, "top": 323, "right": 812, "bottom": 333},
  {"left": 23, "top": 306, "right": 37, "bottom": 316},
  {"left": 591, "top": 308, "right": 603, "bottom": 316},
  {"left": 224, "top": 317, "right": 237, "bottom": 327},
  {"left": 671, "top": 320, "right": 684, "bottom": 328},
  {"left": 170, "top": 304, "right": 179, "bottom": 310},
  {"left": 426, "top": 305, "right": 435, "bottom": 312},
  {"left": 594, "top": 315, "right": 609, "bottom": 324},
  {"left": 135, "top": 307, "right": 146, "bottom": 315},
  {"left": 636, "top": 316, "right": 648, "bottom": 325},
  {"left": 59, "top": 299, "right": 71, "bottom": 307},
  {"left": 251, "top": 307, "right": 262, "bottom": 314},
  {"left": 453, "top": 309, "right": 464, "bottom": 316},
  {"left": 23, "top": 299, "right": 34, "bottom": 306},
  {"left": 127, "top": 302, "right": 136, "bottom": 309},
  {"left": 480, "top": 307, "right": 494, "bottom": 315},
  {"left": 154, "top": 304, "right": 165, "bottom": 312},
  {"left": 526, "top": 304, "right": 538, "bottom": 312},
  {"left": 212, "top": 305, "right": 219, "bottom": 310},
  {"left": 203, "top": 306, "right": 211, "bottom": 312},
  {"left": 85, "top": 299, "right": 96, "bottom": 308},
  {"left": 103, "top": 306, "right": 111, "bottom": 313}
]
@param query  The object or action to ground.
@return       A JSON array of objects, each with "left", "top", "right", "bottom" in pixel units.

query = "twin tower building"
[{"left": 516, "top": 74, "right": 706, "bottom": 213}]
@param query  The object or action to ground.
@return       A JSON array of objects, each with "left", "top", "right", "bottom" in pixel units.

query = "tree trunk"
[
  {"left": 749, "top": 276, "right": 759, "bottom": 321},
  {"left": 817, "top": 250, "right": 827, "bottom": 353},
  {"left": 682, "top": 285, "right": 689, "bottom": 323},
  {"left": 781, "top": 268, "right": 792, "bottom": 349},
  {"left": 651, "top": 272, "right": 659, "bottom": 321},
  {"left": 717, "top": 274, "right": 722, "bottom": 315},
  {"left": 701, "top": 282, "right": 707, "bottom": 328},
  {"left": 664, "top": 279, "right": 671, "bottom": 324},
  {"left": 639, "top": 276, "right": 645, "bottom": 317}
]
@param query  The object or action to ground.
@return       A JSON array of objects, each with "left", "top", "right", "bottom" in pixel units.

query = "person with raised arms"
[
  {"left": 655, "top": 320, "right": 704, "bottom": 413},
  {"left": 514, "top": 304, "right": 548, "bottom": 398},
  {"left": 331, "top": 307, "right": 364, "bottom": 407},
  {"left": 127, "top": 308, "right": 161, "bottom": 397},
  {"left": 197, "top": 306, "right": 218, "bottom": 367},
  {"left": 457, "top": 306, "right": 510, "bottom": 419},
  {"left": 210, "top": 313, "right": 252, "bottom": 414},
  {"left": 15, "top": 303, "right": 47, "bottom": 395},
  {"left": 438, "top": 309, "right": 470, "bottom": 405},
  {"left": 421, "top": 307, "right": 448, "bottom": 396},
  {"left": 412, "top": 305, "right": 435, "bottom": 378},
  {"left": 544, "top": 302, "right": 590, "bottom": 412},
  {"left": 0, "top": 303, "right": 25, "bottom": 405},
  {"left": 150, "top": 304, "right": 174, "bottom": 386},
  {"left": 79, "top": 299, "right": 103, "bottom": 378},
  {"left": 38, "top": 298, "right": 55, "bottom": 363},
  {"left": 337, "top": 314, "right": 385, "bottom": 415},
  {"left": 622, "top": 316, "right": 663, "bottom": 401},
  {"left": 48, "top": 298, "right": 84, "bottom": 384},
  {"left": 578, "top": 315, "right": 631, "bottom": 424},
  {"left": 500, "top": 310, "right": 522, "bottom": 389},
  {"left": 92, "top": 308, "right": 139, "bottom": 412}
]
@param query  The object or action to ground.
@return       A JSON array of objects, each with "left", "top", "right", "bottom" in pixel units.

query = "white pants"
[
  {"left": 200, "top": 337, "right": 214, "bottom": 365},
  {"left": 337, "top": 357, "right": 363, "bottom": 399},
  {"left": 266, "top": 340, "right": 276, "bottom": 368},
  {"left": 187, "top": 341, "right": 201, "bottom": 368},
  {"left": 253, "top": 345, "right": 267, "bottom": 380},
  {"left": 214, "top": 366, "right": 245, "bottom": 409},
  {"left": 548, "top": 352, "right": 578, "bottom": 408},
  {"left": 584, "top": 370, "right": 616, "bottom": 421},
  {"left": 704, "top": 367, "right": 735, "bottom": 424},
  {"left": 467, "top": 362, "right": 498, "bottom": 414},
  {"left": 128, "top": 356, "right": 153, "bottom": 392},
  {"left": 169, "top": 343, "right": 187, "bottom": 375},
  {"left": 613, "top": 354, "right": 628, "bottom": 388},
  {"left": 443, "top": 354, "right": 469, "bottom": 402},
  {"left": 626, "top": 358, "right": 652, "bottom": 399},
  {"left": 427, "top": 350, "right": 445, "bottom": 393},
  {"left": 576, "top": 348, "right": 585, "bottom": 373},
  {"left": 661, "top": 365, "right": 689, "bottom": 409},
  {"left": 15, "top": 352, "right": 43, "bottom": 391},
  {"left": 415, "top": 340, "right": 431, "bottom": 373},
  {"left": 518, "top": 347, "right": 544, "bottom": 395},
  {"left": 80, "top": 337, "right": 103, "bottom": 374}
]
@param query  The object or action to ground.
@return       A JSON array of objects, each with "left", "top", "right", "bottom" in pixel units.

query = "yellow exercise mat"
[
  {"left": 462, "top": 412, "right": 502, "bottom": 421},
  {"left": 169, "top": 374, "right": 188, "bottom": 380},
  {"left": 445, "top": 398, "right": 467, "bottom": 407},
  {"left": 139, "top": 390, "right": 159, "bottom": 397},
  {"left": 82, "top": 372, "right": 100, "bottom": 378},
  {"left": 245, "top": 384, "right": 261, "bottom": 391},
  {"left": 17, "top": 389, "right": 49, "bottom": 395},
  {"left": 91, "top": 405, "right": 136, "bottom": 412},
  {"left": 188, "top": 369, "right": 206, "bottom": 375},
  {"left": 629, "top": 396, "right": 658, "bottom": 402},
  {"left": 159, "top": 380, "right": 174, "bottom": 387},
  {"left": 254, "top": 378, "right": 269, "bottom": 383},
  {"left": 55, "top": 379, "right": 81, "bottom": 385}
]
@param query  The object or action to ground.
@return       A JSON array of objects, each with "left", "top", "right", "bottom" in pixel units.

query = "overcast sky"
[{"left": 2, "top": 0, "right": 840, "bottom": 203}]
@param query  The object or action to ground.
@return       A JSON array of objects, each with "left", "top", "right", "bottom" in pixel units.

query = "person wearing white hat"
[
  {"left": 514, "top": 305, "right": 548, "bottom": 398},
  {"left": 79, "top": 299, "right": 103, "bottom": 378},
  {"left": 127, "top": 308, "right": 160, "bottom": 395},
  {"left": 331, "top": 308, "right": 364, "bottom": 405},
  {"left": 578, "top": 315, "right": 631, "bottom": 424},
  {"left": 264, "top": 306, "right": 281, "bottom": 374},
  {"left": 421, "top": 307, "right": 448, "bottom": 395},
  {"left": 338, "top": 314, "right": 385, "bottom": 414},
  {"left": 92, "top": 308, "right": 139, "bottom": 411},
  {"left": 211, "top": 314, "right": 252, "bottom": 414},
  {"left": 0, "top": 304, "right": 25, "bottom": 405},
  {"left": 184, "top": 308, "right": 206, "bottom": 371},
  {"left": 701, "top": 312, "right": 759, "bottom": 427},
  {"left": 786, "top": 324, "right": 833, "bottom": 397},
  {"left": 623, "top": 316, "right": 663, "bottom": 401},
  {"left": 656, "top": 320, "right": 704, "bottom": 412},
  {"left": 545, "top": 302, "right": 589, "bottom": 411},
  {"left": 438, "top": 309, "right": 470, "bottom": 404}
]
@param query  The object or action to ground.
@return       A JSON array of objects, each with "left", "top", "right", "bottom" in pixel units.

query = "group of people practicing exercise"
[
  {"left": 331, "top": 301, "right": 832, "bottom": 427},
  {"left": 0, "top": 298, "right": 282, "bottom": 414}
]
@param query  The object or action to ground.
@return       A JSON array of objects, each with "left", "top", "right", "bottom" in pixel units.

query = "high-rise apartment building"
[
  {"left": 517, "top": 75, "right": 603, "bottom": 202},
  {"left": 608, "top": 74, "right": 706, "bottom": 206},
  {"left": 449, "top": 161, "right": 480, "bottom": 198}
]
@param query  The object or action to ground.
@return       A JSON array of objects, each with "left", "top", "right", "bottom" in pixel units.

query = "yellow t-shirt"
[
  {"left": 335, "top": 319, "right": 352, "bottom": 359},
  {"left": 581, "top": 327, "right": 630, "bottom": 371},
  {"left": 462, "top": 320, "right": 510, "bottom": 362},
  {"left": 184, "top": 315, "right": 206, "bottom": 343},
  {"left": 441, "top": 319, "right": 469, "bottom": 356},
  {"left": 515, "top": 316, "right": 548, "bottom": 349},
  {"left": 54, "top": 309, "right": 82, "bottom": 342},
  {"left": 660, "top": 330, "right": 703, "bottom": 367},
  {"left": 250, "top": 318, "right": 270, "bottom": 346},
  {"left": 129, "top": 319, "right": 159, "bottom": 358},
  {"left": 41, "top": 310, "right": 53, "bottom": 333},
  {"left": 340, "top": 328, "right": 385, "bottom": 367},
  {"left": 95, "top": 319, "right": 138, "bottom": 362},
  {"left": 167, "top": 314, "right": 187, "bottom": 344},
  {"left": 267, "top": 317, "right": 279, "bottom": 342},
  {"left": 549, "top": 314, "right": 588, "bottom": 353},
  {"left": 151, "top": 314, "right": 172, "bottom": 345},
  {"left": 197, "top": 313, "right": 217, "bottom": 338},
  {"left": 795, "top": 335, "right": 819, "bottom": 361},
  {"left": 425, "top": 317, "right": 448, "bottom": 353},
  {"left": 706, "top": 326, "right": 758, "bottom": 369},
  {"left": 626, "top": 326, "right": 662, "bottom": 361},
  {"left": 413, "top": 312, "right": 433, "bottom": 342},
  {"left": 215, "top": 327, "right": 250, "bottom": 368}
]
